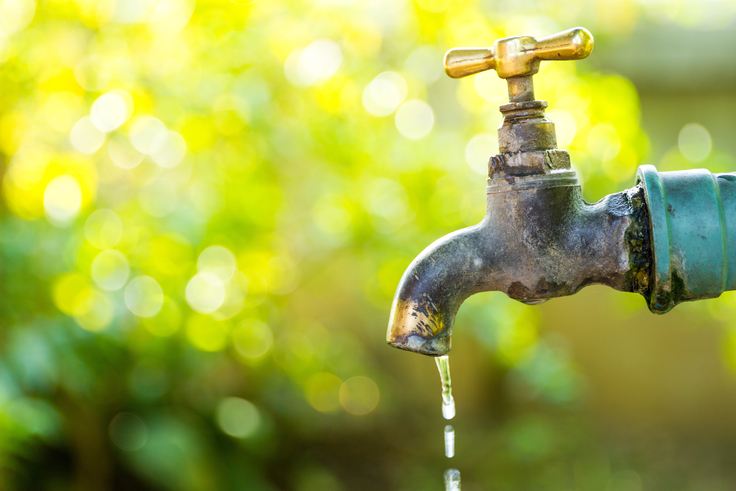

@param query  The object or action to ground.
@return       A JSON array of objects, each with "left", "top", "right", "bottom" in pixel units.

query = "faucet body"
[{"left": 387, "top": 166, "right": 650, "bottom": 356}]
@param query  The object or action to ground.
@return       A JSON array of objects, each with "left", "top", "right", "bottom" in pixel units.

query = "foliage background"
[{"left": 1, "top": 0, "right": 736, "bottom": 490}]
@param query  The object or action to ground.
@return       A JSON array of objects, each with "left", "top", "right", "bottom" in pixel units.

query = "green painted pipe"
[{"left": 638, "top": 165, "right": 736, "bottom": 313}]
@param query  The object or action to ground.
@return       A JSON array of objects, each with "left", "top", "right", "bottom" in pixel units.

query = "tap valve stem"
[{"left": 443, "top": 27, "right": 594, "bottom": 178}]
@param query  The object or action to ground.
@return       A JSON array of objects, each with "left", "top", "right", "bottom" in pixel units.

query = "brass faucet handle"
[{"left": 444, "top": 27, "right": 594, "bottom": 80}]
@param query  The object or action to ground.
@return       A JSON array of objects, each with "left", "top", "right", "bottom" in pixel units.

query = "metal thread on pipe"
[
  {"left": 717, "top": 173, "right": 736, "bottom": 291},
  {"left": 712, "top": 172, "right": 729, "bottom": 294}
]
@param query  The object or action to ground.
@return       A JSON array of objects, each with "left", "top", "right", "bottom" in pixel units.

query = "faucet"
[{"left": 387, "top": 27, "right": 736, "bottom": 356}]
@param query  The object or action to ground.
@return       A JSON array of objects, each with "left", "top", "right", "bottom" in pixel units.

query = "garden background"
[{"left": 1, "top": 0, "right": 736, "bottom": 490}]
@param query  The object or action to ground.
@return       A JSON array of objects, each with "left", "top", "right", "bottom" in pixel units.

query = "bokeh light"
[
  {"left": 139, "top": 177, "right": 178, "bottom": 217},
  {"left": 108, "top": 135, "right": 145, "bottom": 169},
  {"left": 85, "top": 209, "right": 123, "bottom": 249},
  {"left": 91, "top": 250, "right": 130, "bottom": 291},
  {"left": 150, "top": 130, "right": 186, "bottom": 168},
  {"left": 216, "top": 398, "right": 260, "bottom": 439},
  {"left": 186, "top": 273, "right": 226, "bottom": 314},
  {"left": 678, "top": 123, "right": 712, "bottom": 163},
  {"left": 109, "top": 413, "right": 148, "bottom": 452},
  {"left": 362, "top": 72, "right": 408, "bottom": 117},
  {"left": 339, "top": 376, "right": 380, "bottom": 415},
  {"left": 232, "top": 320, "right": 273, "bottom": 359},
  {"left": 70, "top": 117, "right": 105, "bottom": 154},
  {"left": 74, "top": 289, "right": 115, "bottom": 332},
  {"left": 197, "top": 246, "right": 237, "bottom": 284},
  {"left": 547, "top": 109, "right": 577, "bottom": 148},
  {"left": 90, "top": 91, "right": 132, "bottom": 133},
  {"left": 284, "top": 39, "right": 343, "bottom": 87},
  {"left": 185, "top": 314, "right": 229, "bottom": 352},
  {"left": 129, "top": 116, "right": 166, "bottom": 155},
  {"left": 587, "top": 123, "right": 621, "bottom": 162},
  {"left": 404, "top": 46, "right": 443, "bottom": 84},
  {"left": 0, "top": 0, "right": 35, "bottom": 34},
  {"left": 395, "top": 99, "right": 434, "bottom": 139},
  {"left": 43, "top": 175, "right": 82, "bottom": 226},
  {"left": 475, "top": 70, "right": 508, "bottom": 102},
  {"left": 125, "top": 276, "right": 164, "bottom": 317},
  {"left": 305, "top": 372, "right": 343, "bottom": 413},
  {"left": 141, "top": 298, "right": 181, "bottom": 337}
]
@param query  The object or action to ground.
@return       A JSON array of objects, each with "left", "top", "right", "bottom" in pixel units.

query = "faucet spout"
[{"left": 386, "top": 224, "right": 495, "bottom": 356}]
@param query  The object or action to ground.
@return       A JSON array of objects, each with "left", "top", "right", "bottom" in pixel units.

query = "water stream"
[
  {"left": 436, "top": 355, "right": 461, "bottom": 490},
  {"left": 435, "top": 355, "right": 455, "bottom": 420}
]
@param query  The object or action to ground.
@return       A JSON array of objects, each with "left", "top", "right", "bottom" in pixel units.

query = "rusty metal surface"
[
  {"left": 386, "top": 173, "right": 651, "bottom": 356},
  {"left": 497, "top": 101, "right": 557, "bottom": 154}
]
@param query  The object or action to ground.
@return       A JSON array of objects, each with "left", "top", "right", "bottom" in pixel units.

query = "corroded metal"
[
  {"left": 624, "top": 185, "right": 652, "bottom": 295},
  {"left": 497, "top": 101, "right": 557, "bottom": 154},
  {"left": 386, "top": 173, "right": 651, "bottom": 356}
]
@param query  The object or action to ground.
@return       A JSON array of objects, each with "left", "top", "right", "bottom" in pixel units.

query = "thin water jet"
[{"left": 435, "top": 355, "right": 455, "bottom": 420}]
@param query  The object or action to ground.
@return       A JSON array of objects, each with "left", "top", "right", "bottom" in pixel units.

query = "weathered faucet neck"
[{"left": 498, "top": 99, "right": 556, "bottom": 153}]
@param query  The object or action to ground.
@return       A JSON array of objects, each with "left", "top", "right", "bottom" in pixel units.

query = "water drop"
[
  {"left": 444, "top": 425, "right": 455, "bottom": 458},
  {"left": 444, "top": 468, "right": 461, "bottom": 491}
]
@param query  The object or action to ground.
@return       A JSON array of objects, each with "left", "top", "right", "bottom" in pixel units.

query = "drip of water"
[
  {"left": 435, "top": 355, "right": 455, "bottom": 420},
  {"left": 437, "top": 356, "right": 460, "bottom": 489},
  {"left": 444, "top": 425, "right": 455, "bottom": 458},
  {"left": 444, "top": 468, "right": 461, "bottom": 491}
]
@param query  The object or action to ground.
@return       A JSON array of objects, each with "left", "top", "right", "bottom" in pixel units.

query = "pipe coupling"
[{"left": 637, "top": 165, "right": 736, "bottom": 313}]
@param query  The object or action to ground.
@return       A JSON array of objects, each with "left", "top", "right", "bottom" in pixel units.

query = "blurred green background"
[{"left": 1, "top": 0, "right": 736, "bottom": 489}]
